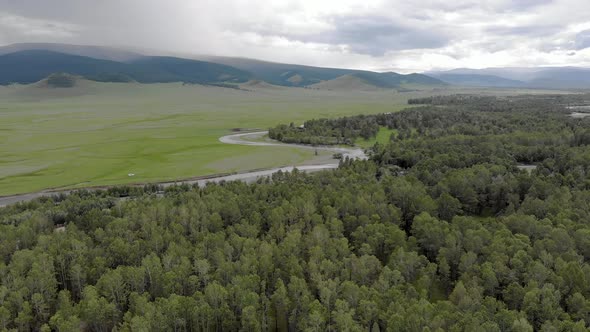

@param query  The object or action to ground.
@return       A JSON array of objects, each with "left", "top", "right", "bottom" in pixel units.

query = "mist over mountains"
[
  {"left": 428, "top": 67, "right": 590, "bottom": 89},
  {"left": 1, "top": 43, "right": 589, "bottom": 89},
  {"left": 0, "top": 43, "right": 444, "bottom": 89}
]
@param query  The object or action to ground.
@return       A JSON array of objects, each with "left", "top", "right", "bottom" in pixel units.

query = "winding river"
[{"left": 0, "top": 131, "right": 366, "bottom": 207}]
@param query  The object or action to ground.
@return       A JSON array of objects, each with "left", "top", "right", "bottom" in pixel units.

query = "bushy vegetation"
[
  {"left": 45, "top": 73, "right": 78, "bottom": 88},
  {"left": 1, "top": 94, "right": 590, "bottom": 331},
  {"left": 269, "top": 116, "right": 380, "bottom": 146}
]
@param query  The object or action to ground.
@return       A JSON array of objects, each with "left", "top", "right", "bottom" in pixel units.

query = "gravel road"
[{"left": 0, "top": 131, "right": 366, "bottom": 207}]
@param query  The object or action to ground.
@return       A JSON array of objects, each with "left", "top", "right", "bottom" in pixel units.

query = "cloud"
[
  {"left": 303, "top": 15, "right": 450, "bottom": 56},
  {"left": 0, "top": 0, "right": 589, "bottom": 71},
  {"left": 239, "top": 14, "right": 451, "bottom": 56},
  {"left": 484, "top": 24, "right": 562, "bottom": 38},
  {"left": 575, "top": 30, "right": 590, "bottom": 50},
  {"left": 0, "top": 12, "right": 79, "bottom": 43}
]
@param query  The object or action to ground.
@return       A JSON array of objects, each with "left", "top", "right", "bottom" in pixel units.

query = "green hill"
[
  {"left": 128, "top": 56, "right": 251, "bottom": 83},
  {"left": 197, "top": 56, "right": 354, "bottom": 86},
  {"left": 198, "top": 56, "right": 445, "bottom": 88},
  {"left": 311, "top": 72, "right": 447, "bottom": 90},
  {"left": 0, "top": 50, "right": 251, "bottom": 85},
  {"left": 0, "top": 43, "right": 142, "bottom": 62},
  {"left": 38, "top": 73, "right": 81, "bottom": 88},
  {"left": 0, "top": 48, "right": 444, "bottom": 88}
]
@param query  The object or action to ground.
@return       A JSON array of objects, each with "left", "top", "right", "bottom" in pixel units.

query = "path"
[{"left": 0, "top": 131, "right": 367, "bottom": 207}]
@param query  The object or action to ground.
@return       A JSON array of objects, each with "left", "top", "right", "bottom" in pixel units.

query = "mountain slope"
[
  {"left": 432, "top": 73, "right": 526, "bottom": 87},
  {"left": 198, "top": 56, "right": 354, "bottom": 86},
  {"left": 128, "top": 57, "right": 251, "bottom": 83},
  {"left": 35, "top": 73, "right": 84, "bottom": 88},
  {"left": 0, "top": 50, "right": 251, "bottom": 85},
  {"left": 429, "top": 67, "right": 590, "bottom": 89},
  {"left": 197, "top": 56, "right": 444, "bottom": 87},
  {"left": 0, "top": 45, "right": 443, "bottom": 88},
  {"left": 0, "top": 43, "right": 142, "bottom": 62},
  {"left": 310, "top": 71, "right": 446, "bottom": 90},
  {"left": 310, "top": 74, "right": 384, "bottom": 90},
  {"left": 0, "top": 50, "right": 132, "bottom": 85}
]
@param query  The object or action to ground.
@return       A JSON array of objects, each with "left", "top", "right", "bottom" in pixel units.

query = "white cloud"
[
  {"left": 0, "top": 0, "right": 590, "bottom": 72},
  {"left": 0, "top": 12, "right": 79, "bottom": 43}
]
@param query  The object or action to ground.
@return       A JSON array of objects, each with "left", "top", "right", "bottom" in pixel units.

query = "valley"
[{"left": 0, "top": 82, "right": 412, "bottom": 196}]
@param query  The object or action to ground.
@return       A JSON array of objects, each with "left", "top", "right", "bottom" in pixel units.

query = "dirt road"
[{"left": 0, "top": 131, "right": 366, "bottom": 207}]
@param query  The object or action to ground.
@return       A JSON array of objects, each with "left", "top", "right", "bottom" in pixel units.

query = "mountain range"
[
  {"left": 1, "top": 43, "right": 589, "bottom": 89},
  {"left": 428, "top": 67, "right": 590, "bottom": 89},
  {"left": 0, "top": 43, "right": 445, "bottom": 89}
]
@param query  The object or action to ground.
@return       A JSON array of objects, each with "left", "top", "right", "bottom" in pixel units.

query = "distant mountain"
[
  {"left": 375, "top": 72, "right": 446, "bottom": 86},
  {"left": 0, "top": 43, "right": 142, "bottom": 62},
  {"left": 197, "top": 56, "right": 355, "bottom": 86},
  {"left": 429, "top": 67, "right": 590, "bottom": 89},
  {"left": 525, "top": 67, "right": 590, "bottom": 89},
  {"left": 431, "top": 73, "right": 526, "bottom": 87},
  {"left": 310, "top": 72, "right": 445, "bottom": 91},
  {"left": 310, "top": 74, "right": 385, "bottom": 91},
  {"left": 0, "top": 43, "right": 444, "bottom": 88},
  {"left": 0, "top": 50, "right": 251, "bottom": 85},
  {"left": 127, "top": 56, "right": 251, "bottom": 83},
  {"left": 198, "top": 55, "right": 445, "bottom": 88},
  {"left": 0, "top": 50, "right": 130, "bottom": 85},
  {"left": 239, "top": 80, "right": 285, "bottom": 90}
]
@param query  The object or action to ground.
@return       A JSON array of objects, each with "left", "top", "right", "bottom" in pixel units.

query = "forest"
[
  {"left": 1, "top": 94, "right": 590, "bottom": 331},
  {"left": 268, "top": 117, "right": 380, "bottom": 146}
]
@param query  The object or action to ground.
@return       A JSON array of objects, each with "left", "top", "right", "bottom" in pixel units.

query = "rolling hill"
[
  {"left": 310, "top": 72, "right": 446, "bottom": 90},
  {"left": 310, "top": 74, "right": 386, "bottom": 91},
  {"left": 197, "top": 56, "right": 445, "bottom": 88},
  {"left": 0, "top": 50, "right": 251, "bottom": 85},
  {"left": 0, "top": 43, "right": 142, "bottom": 62},
  {"left": 431, "top": 73, "right": 526, "bottom": 87},
  {"left": 0, "top": 43, "right": 444, "bottom": 88},
  {"left": 35, "top": 73, "right": 84, "bottom": 88},
  {"left": 429, "top": 67, "right": 590, "bottom": 89},
  {"left": 196, "top": 56, "right": 354, "bottom": 86},
  {"left": 128, "top": 56, "right": 251, "bottom": 83}
]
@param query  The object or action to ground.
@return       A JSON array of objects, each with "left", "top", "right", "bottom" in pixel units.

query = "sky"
[{"left": 1, "top": 0, "right": 590, "bottom": 73}]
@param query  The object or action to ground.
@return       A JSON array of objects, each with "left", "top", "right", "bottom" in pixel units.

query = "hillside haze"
[
  {"left": 0, "top": 43, "right": 443, "bottom": 88},
  {"left": 1, "top": 43, "right": 589, "bottom": 89},
  {"left": 429, "top": 67, "right": 590, "bottom": 89},
  {"left": 0, "top": 43, "right": 142, "bottom": 62}
]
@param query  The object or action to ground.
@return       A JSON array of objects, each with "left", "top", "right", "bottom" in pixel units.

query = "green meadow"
[
  {"left": 0, "top": 82, "right": 570, "bottom": 196},
  {"left": 357, "top": 127, "right": 398, "bottom": 148},
  {"left": 0, "top": 82, "right": 415, "bottom": 195}
]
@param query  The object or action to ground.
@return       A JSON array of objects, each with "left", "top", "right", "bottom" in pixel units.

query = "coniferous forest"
[{"left": 2, "top": 94, "right": 590, "bottom": 331}]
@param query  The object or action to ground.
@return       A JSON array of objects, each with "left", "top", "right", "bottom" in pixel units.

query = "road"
[
  {"left": 219, "top": 131, "right": 367, "bottom": 160},
  {"left": 0, "top": 131, "right": 366, "bottom": 207}
]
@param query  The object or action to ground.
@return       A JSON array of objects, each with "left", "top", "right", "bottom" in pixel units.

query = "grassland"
[
  {"left": 0, "top": 82, "right": 417, "bottom": 195},
  {"left": 356, "top": 127, "right": 398, "bottom": 148},
  {"left": 0, "top": 82, "right": 572, "bottom": 196}
]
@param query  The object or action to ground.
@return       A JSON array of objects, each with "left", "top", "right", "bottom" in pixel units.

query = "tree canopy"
[{"left": 1, "top": 94, "right": 590, "bottom": 331}]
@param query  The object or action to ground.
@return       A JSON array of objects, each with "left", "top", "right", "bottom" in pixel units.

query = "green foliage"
[
  {"left": 269, "top": 115, "right": 380, "bottom": 146},
  {"left": 0, "top": 83, "right": 409, "bottom": 196},
  {"left": 45, "top": 73, "right": 78, "bottom": 88},
  {"left": 1, "top": 93, "right": 590, "bottom": 330}
]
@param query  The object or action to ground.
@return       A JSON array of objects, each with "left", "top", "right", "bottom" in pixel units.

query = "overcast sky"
[{"left": 1, "top": 0, "right": 590, "bottom": 72}]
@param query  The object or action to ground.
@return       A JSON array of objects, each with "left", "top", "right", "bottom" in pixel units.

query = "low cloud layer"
[{"left": 1, "top": 0, "right": 589, "bottom": 72}]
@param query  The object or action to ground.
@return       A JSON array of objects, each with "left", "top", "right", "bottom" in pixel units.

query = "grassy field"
[
  {"left": 0, "top": 81, "right": 573, "bottom": 196},
  {"left": 357, "top": 127, "right": 398, "bottom": 148},
  {"left": 0, "top": 82, "right": 419, "bottom": 195}
]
